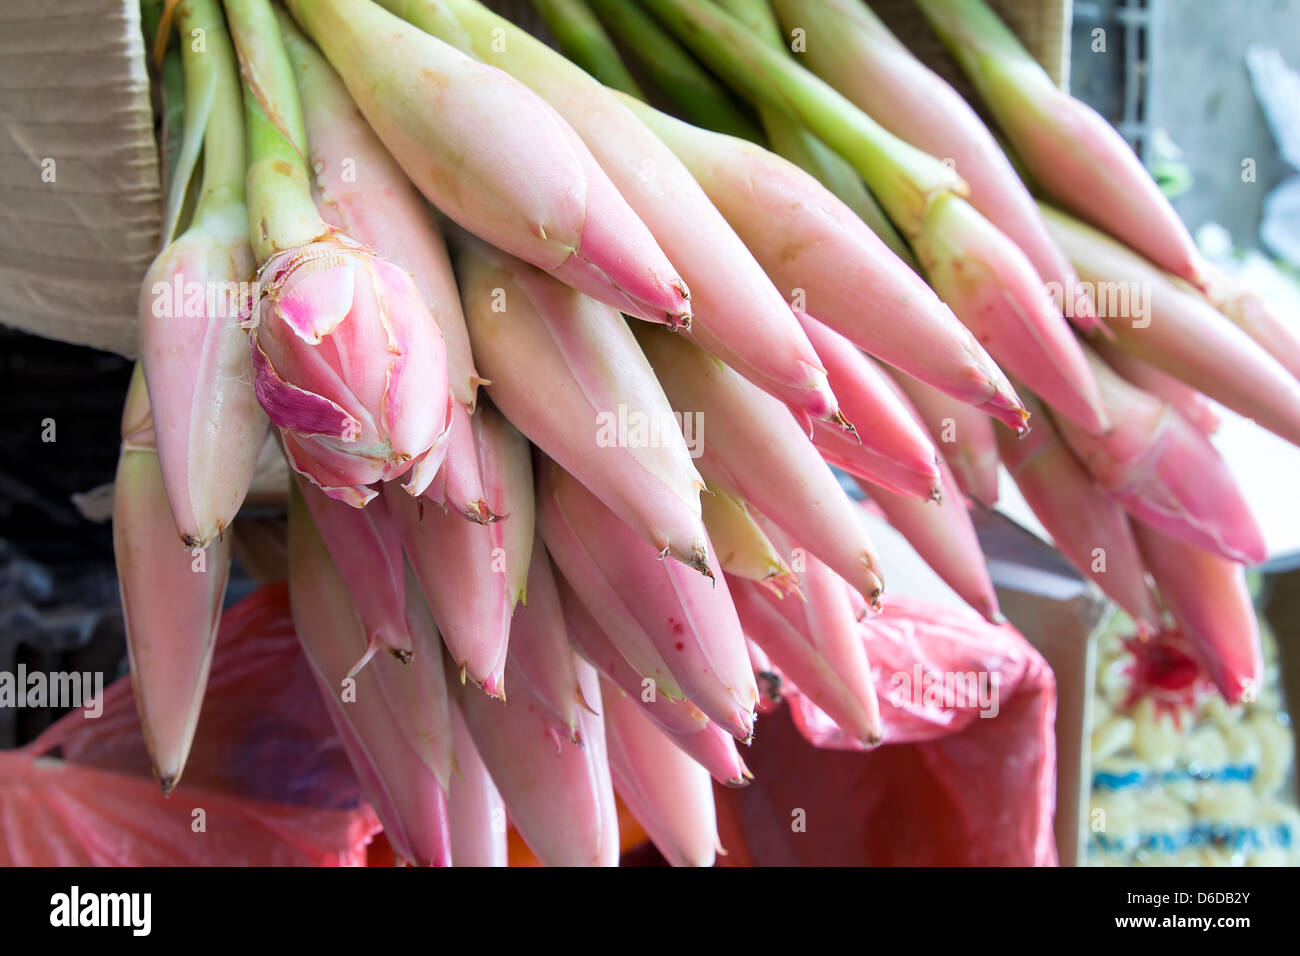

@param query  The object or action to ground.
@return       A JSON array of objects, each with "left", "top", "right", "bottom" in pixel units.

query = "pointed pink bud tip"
[{"left": 158, "top": 776, "right": 178, "bottom": 798}]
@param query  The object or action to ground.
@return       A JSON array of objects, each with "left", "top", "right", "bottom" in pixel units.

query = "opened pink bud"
[{"left": 248, "top": 235, "right": 452, "bottom": 507}]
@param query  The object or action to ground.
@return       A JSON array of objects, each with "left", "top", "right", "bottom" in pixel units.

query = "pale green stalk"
[
  {"left": 634, "top": 0, "right": 965, "bottom": 235},
  {"left": 714, "top": 0, "right": 914, "bottom": 266},
  {"left": 223, "top": 0, "right": 330, "bottom": 262},
  {"left": 532, "top": 0, "right": 644, "bottom": 96},
  {"left": 586, "top": 0, "right": 760, "bottom": 140}
]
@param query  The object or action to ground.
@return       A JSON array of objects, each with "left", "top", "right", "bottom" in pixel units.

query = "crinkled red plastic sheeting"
[
  {"left": 717, "top": 594, "right": 1058, "bottom": 866},
  {"left": 0, "top": 582, "right": 380, "bottom": 866}
]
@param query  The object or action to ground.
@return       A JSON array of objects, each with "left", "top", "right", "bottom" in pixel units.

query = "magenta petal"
[
  {"left": 250, "top": 335, "right": 360, "bottom": 439},
  {"left": 276, "top": 264, "right": 356, "bottom": 343}
]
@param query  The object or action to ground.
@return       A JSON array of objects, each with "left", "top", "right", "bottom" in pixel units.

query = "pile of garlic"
[{"left": 1087, "top": 613, "right": 1298, "bottom": 866}]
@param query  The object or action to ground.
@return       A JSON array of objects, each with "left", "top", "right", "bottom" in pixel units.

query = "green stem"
[
  {"left": 532, "top": 0, "right": 644, "bottom": 97},
  {"left": 222, "top": 0, "right": 328, "bottom": 261},
  {"left": 586, "top": 0, "right": 760, "bottom": 140},
  {"left": 715, "top": 0, "right": 915, "bottom": 266},
  {"left": 635, "top": 0, "right": 962, "bottom": 236},
  {"left": 177, "top": 0, "right": 246, "bottom": 214}
]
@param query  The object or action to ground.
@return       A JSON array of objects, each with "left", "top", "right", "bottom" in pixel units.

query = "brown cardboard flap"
[{"left": 0, "top": 0, "right": 161, "bottom": 357}]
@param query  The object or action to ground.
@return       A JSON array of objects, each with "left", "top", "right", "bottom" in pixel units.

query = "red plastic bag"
[
  {"left": 717, "top": 595, "right": 1058, "bottom": 866},
  {"left": 0, "top": 582, "right": 380, "bottom": 865}
]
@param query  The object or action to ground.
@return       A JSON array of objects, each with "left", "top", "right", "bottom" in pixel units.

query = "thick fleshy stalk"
[
  {"left": 700, "top": 487, "right": 796, "bottom": 591},
  {"left": 458, "top": 239, "right": 709, "bottom": 574},
  {"left": 532, "top": 0, "right": 644, "bottom": 96},
  {"left": 113, "top": 365, "right": 229, "bottom": 794},
  {"left": 1199, "top": 261, "right": 1300, "bottom": 382},
  {"left": 619, "top": 95, "right": 1024, "bottom": 429},
  {"left": 798, "top": 314, "right": 942, "bottom": 502},
  {"left": 227, "top": 0, "right": 452, "bottom": 504},
  {"left": 1133, "top": 523, "right": 1262, "bottom": 704},
  {"left": 635, "top": 325, "right": 885, "bottom": 604},
  {"left": 913, "top": 193, "right": 1108, "bottom": 434},
  {"left": 381, "top": 0, "right": 843, "bottom": 425},
  {"left": 384, "top": 480, "right": 511, "bottom": 697},
  {"left": 1055, "top": 348, "right": 1266, "bottom": 565},
  {"left": 509, "top": 543, "right": 590, "bottom": 743},
  {"left": 455, "top": 657, "right": 619, "bottom": 866},
  {"left": 560, "top": 577, "right": 751, "bottom": 786},
  {"left": 586, "top": 0, "right": 761, "bottom": 140},
  {"left": 887, "top": 368, "right": 1000, "bottom": 506},
  {"left": 138, "top": 0, "right": 266, "bottom": 549},
  {"left": 1043, "top": 204, "right": 1300, "bottom": 448},
  {"left": 447, "top": 699, "right": 508, "bottom": 866},
  {"left": 1093, "top": 338, "right": 1220, "bottom": 437},
  {"left": 633, "top": 0, "right": 968, "bottom": 236},
  {"left": 729, "top": 562, "right": 883, "bottom": 747},
  {"left": 997, "top": 393, "right": 1160, "bottom": 632},
  {"left": 294, "top": 476, "right": 413, "bottom": 667},
  {"left": 774, "top": 0, "right": 1099, "bottom": 331},
  {"left": 537, "top": 458, "right": 759, "bottom": 740},
  {"left": 288, "top": 483, "right": 450, "bottom": 866},
  {"left": 913, "top": 0, "right": 1205, "bottom": 287},
  {"left": 283, "top": 0, "right": 690, "bottom": 328},
  {"left": 601, "top": 677, "right": 720, "bottom": 867}
]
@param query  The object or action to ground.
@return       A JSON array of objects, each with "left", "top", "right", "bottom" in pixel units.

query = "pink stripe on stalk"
[
  {"left": 284, "top": 0, "right": 691, "bottom": 328},
  {"left": 601, "top": 676, "right": 721, "bottom": 867},
  {"left": 997, "top": 392, "right": 1160, "bottom": 632},
  {"left": 635, "top": 325, "right": 885, "bottom": 604},
  {"left": 113, "top": 368, "right": 229, "bottom": 794},
  {"left": 1044, "top": 204, "right": 1300, "bottom": 448},
  {"left": 447, "top": 700, "right": 508, "bottom": 867},
  {"left": 1056, "top": 347, "right": 1266, "bottom": 565},
  {"left": 619, "top": 94, "right": 1023, "bottom": 429},
  {"left": 537, "top": 457, "right": 759, "bottom": 740},
  {"left": 295, "top": 475, "right": 413, "bottom": 667},
  {"left": 886, "top": 367, "right": 1000, "bottom": 507},
  {"left": 913, "top": 0, "right": 1205, "bottom": 288},
  {"left": 913, "top": 193, "right": 1108, "bottom": 435},
  {"left": 772, "top": 0, "right": 1099, "bottom": 332},
  {"left": 560, "top": 574, "right": 751, "bottom": 787},
  {"left": 799, "top": 313, "right": 943, "bottom": 502},
  {"left": 455, "top": 657, "right": 619, "bottom": 867},
  {"left": 1133, "top": 523, "right": 1262, "bottom": 704},
  {"left": 459, "top": 240, "right": 709, "bottom": 575},
  {"left": 288, "top": 484, "right": 451, "bottom": 866}
]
